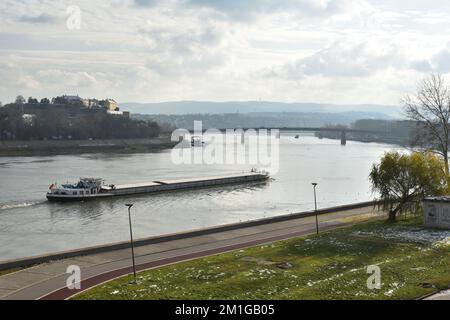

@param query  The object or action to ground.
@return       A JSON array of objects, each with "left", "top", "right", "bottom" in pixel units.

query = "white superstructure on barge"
[{"left": 46, "top": 171, "right": 270, "bottom": 202}]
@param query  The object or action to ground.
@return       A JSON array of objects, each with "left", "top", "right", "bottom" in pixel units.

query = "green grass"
[{"left": 75, "top": 216, "right": 450, "bottom": 300}]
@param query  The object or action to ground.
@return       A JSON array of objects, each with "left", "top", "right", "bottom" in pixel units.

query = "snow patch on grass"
[
  {"left": 353, "top": 227, "right": 450, "bottom": 245},
  {"left": 384, "top": 282, "right": 404, "bottom": 297},
  {"left": 433, "top": 237, "right": 450, "bottom": 247}
]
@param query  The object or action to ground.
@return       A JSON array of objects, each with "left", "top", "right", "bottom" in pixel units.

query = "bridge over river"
[{"left": 188, "top": 127, "right": 387, "bottom": 145}]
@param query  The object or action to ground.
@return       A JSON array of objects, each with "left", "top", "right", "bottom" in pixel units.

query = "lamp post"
[
  {"left": 125, "top": 204, "right": 137, "bottom": 283},
  {"left": 312, "top": 183, "right": 319, "bottom": 235}
]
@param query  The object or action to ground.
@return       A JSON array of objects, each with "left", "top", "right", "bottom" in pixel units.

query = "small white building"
[
  {"left": 106, "top": 110, "right": 123, "bottom": 116},
  {"left": 22, "top": 114, "right": 36, "bottom": 125},
  {"left": 423, "top": 197, "right": 450, "bottom": 230}
]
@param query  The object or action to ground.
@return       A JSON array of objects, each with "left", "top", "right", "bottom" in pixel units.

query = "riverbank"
[
  {"left": 76, "top": 216, "right": 450, "bottom": 300},
  {"left": 0, "top": 135, "right": 177, "bottom": 156}
]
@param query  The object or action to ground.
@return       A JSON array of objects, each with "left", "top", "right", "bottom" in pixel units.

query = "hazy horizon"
[
  {"left": 120, "top": 100, "right": 403, "bottom": 118},
  {"left": 1, "top": 97, "right": 402, "bottom": 107},
  {"left": 120, "top": 100, "right": 401, "bottom": 107}
]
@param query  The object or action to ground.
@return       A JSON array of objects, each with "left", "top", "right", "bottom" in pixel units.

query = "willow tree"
[
  {"left": 369, "top": 151, "right": 447, "bottom": 223},
  {"left": 404, "top": 74, "right": 450, "bottom": 175}
]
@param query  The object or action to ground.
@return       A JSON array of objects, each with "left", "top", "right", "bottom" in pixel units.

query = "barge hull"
[
  {"left": 110, "top": 173, "right": 268, "bottom": 196},
  {"left": 46, "top": 173, "right": 269, "bottom": 202}
]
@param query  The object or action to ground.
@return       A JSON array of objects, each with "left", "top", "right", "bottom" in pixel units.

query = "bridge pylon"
[{"left": 340, "top": 131, "right": 347, "bottom": 145}]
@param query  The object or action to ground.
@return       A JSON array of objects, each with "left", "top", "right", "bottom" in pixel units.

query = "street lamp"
[
  {"left": 125, "top": 203, "right": 137, "bottom": 283},
  {"left": 312, "top": 183, "right": 319, "bottom": 235}
]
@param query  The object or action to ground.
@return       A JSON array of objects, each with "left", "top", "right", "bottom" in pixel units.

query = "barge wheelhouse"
[{"left": 47, "top": 178, "right": 105, "bottom": 201}]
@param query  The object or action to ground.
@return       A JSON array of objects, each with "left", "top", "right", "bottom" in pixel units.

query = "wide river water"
[{"left": 0, "top": 135, "right": 401, "bottom": 260}]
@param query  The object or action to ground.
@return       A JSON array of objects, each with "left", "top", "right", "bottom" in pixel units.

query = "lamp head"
[
  {"left": 125, "top": 204, "right": 134, "bottom": 208},
  {"left": 312, "top": 183, "right": 318, "bottom": 187}
]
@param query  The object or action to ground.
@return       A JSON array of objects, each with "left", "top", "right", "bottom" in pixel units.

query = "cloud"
[
  {"left": 36, "top": 70, "right": 98, "bottom": 87},
  {"left": 409, "top": 47, "right": 450, "bottom": 74},
  {"left": 16, "top": 75, "right": 40, "bottom": 90},
  {"left": 410, "top": 60, "right": 432, "bottom": 73},
  {"left": 134, "top": 0, "right": 160, "bottom": 7},
  {"left": 131, "top": 0, "right": 354, "bottom": 20},
  {"left": 268, "top": 41, "right": 405, "bottom": 80},
  {"left": 430, "top": 49, "right": 450, "bottom": 73},
  {"left": 185, "top": 0, "right": 353, "bottom": 20},
  {"left": 138, "top": 24, "right": 224, "bottom": 53},
  {"left": 136, "top": 19, "right": 228, "bottom": 76},
  {"left": 18, "top": 13, "right": 58, "bottom": 24}
]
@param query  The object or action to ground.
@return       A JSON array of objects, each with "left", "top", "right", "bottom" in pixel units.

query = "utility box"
[{"left": 423, "top": 197, "right": 450, "bottom": 230}]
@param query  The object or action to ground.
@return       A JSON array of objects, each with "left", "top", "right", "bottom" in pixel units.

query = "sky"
[{"left": 1, "top": 0, "right": 450, "bottom": 105}]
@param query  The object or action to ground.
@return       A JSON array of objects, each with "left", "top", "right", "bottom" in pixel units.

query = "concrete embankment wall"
[{"left": 0, "top": 201, "right": 376, "bottom": 271}]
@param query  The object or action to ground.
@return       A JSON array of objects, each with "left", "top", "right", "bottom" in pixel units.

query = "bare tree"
[{"left": 404, "top": 74, "right": 450, "bottom": 175}]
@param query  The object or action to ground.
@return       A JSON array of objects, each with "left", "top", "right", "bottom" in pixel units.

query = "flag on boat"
[{"left": 49, "top": 183, "right": 55, "bottom": 190}]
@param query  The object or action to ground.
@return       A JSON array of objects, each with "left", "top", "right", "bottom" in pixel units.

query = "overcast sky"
[{"left": 1, "top": 0, "right": 450, "bottom": 105}]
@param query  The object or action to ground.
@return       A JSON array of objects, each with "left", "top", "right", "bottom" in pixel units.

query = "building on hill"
[
  {"left": 63, "top": 95, "right": 83, "bottom": 104},
  {"left": 16, "top": 95, "right": 130, "bottom": 118},
  {"left": 50, "top": 96, "right": 120, "bottom": 112},
  {"left": 100, "top": 99, "right": 119, "bottom": 111},
  {"left": 86, "top": 99, "right": 99, "bottom": 108}
]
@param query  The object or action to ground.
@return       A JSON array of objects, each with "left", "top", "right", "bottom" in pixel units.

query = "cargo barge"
[{"left": 46, "top": 171, "right": 270, "bottom": 202}]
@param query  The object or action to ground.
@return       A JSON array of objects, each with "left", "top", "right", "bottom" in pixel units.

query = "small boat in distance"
[
  {"left": 46, "top": 171, "right": 270, "bottom": 202},
  {"left": 191, "top": 135, "right": 204, "bottom": 147}
]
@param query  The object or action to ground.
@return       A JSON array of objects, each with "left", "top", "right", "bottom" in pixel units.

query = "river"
[{"left": 0, "top": 135, "right": 401, "bottom": 260}]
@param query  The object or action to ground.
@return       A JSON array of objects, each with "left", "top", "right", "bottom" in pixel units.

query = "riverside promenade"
[
  {"left": 0, "top": 202, "right": 382, "bottom": 300},
  {"left": 424, "top": 290, "right": 450, "bottom": 300}
]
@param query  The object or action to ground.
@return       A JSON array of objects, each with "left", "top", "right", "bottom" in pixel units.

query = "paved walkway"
[
  {"left": 424, "top": 289, "right": 450, "bottom": 300},
  {"left": 0, "top": 206, "right": 381, "bottom": 300}
]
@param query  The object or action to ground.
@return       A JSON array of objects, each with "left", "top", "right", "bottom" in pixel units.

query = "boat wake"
[{"left": 0, "top": 200, "right": 45, "bottom": 211}]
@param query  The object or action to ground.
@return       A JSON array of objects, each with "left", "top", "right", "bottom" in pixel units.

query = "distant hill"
[
  {"left": 120, "top": 101, "right": 403, "bottom": 118},
  {"left": 133, "top": 111, "right": 397, "bottom": 131}
]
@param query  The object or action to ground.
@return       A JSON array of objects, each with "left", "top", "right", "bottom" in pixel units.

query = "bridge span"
[{"left": 187, "top": 127, "right": 387, "bottom": 145}]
